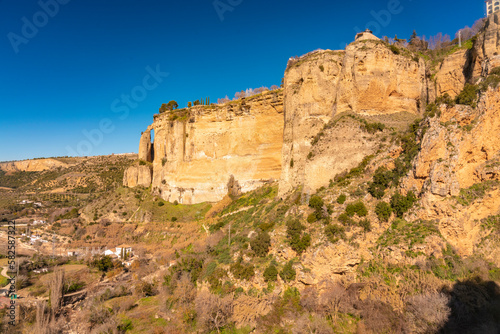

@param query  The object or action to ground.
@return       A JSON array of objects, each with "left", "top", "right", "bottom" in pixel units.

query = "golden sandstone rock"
[
  {"left": 125, "top": 17, "right": 500, "bottom": 209},
  {"left": 127, "top": 91, "right": 284, "bottom": 204}
]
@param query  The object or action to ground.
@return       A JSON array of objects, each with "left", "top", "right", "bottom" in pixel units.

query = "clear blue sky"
[{"left": 0, "top": 0, "right": 485, "bottom": 161}]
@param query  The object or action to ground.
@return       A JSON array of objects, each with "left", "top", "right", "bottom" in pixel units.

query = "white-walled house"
[{"left": 104, "top": 245, "right": 133, "bottom": 259}]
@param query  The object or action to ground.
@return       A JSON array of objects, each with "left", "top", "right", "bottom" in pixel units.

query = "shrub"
[
  {"left": 336, "top": 194, "right": 346, "bottom": 204},
  {"left": 375, "top": 201, "right": 392, "bottom": 222},
  {"left": 290, "top": 158, "right": 294, "bottom": 168},
  {"left": 308, "top": 195, "right": 325, "bottom": 221},
  {"left": 286, "top": 220, "right": 311, "bottom": 255},
  {"left": 389, "top": 44, "right": 401, "bottom": 54},
  {"left": 250, "top": 231, "right": 271, "bottom": 257},
  {"left": 64, "top": 281, "right": 85, "bottom": 294},
  {"left": 325, "top": 224, "right": 345, "bottom": 243},
  {"left": 362, "top": 122, "right": 386, "bottom": 134},
  {"left": 135, "top": 281, "right": 157, "bottom": 297},
  {"left": 345, "top": 201, "right": 368, "bottom": 217},
  {"left": 279, "top": 261, "right": 296, "bottom": 282},
  {"left": 435, "top": 93, "right": 455, "bottom": 107},
  {"left": 158, "top": 201, "right": 164, "bottom": 207},
  {"left": 390, "top": 192, "right": 417, "bottom": 218},
  {"left": 338, "top": 213, "right": 354, "bottom": 225},
  {"left": 171, "top": 217, "right": 178, "bottom": 222},
  {"left": 230, "top": 258, "right": 255, "bottom": 280},
  {"left": 455, "top": 181, "right": 499, "bottom": 206},
  {"left": 309, "top": 195, "right": 324, "bottom": 211},
  {"left": 359, "top": 219, "right": 372, "bottom": 232},
  {"left": 319, "top": 65, "right": 325, "bottom": 72},
  {"left": 92, "top": 255, "right": 114, "bottom": 272},
  {"left": 425, "top": 102, "right": 439, "bottom": 118},
  {"left": 455, "top": 83, "right": 478, "bottom": 107},
  {"left": 307, "top": 213, "right": 318, "bottom": 223},
  {"left": 479, "top": 68, "right": 500, "bottom": 91},
  {"left": 368, "top": 167, "right": 394, "bottom": 199},
  {"left": 263, "top": 264, "right": 278, "bottom": 282}
]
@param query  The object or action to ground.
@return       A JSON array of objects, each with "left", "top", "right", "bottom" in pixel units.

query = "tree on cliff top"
[
  {"left": 159, "top": 101, "right": 179, "bottom": 113},
  {"left": 166, "top": 100, "right": 178, "bottom": 111},
  {"left": 159, "top": 103, "right": 168, "bottom": 113}
]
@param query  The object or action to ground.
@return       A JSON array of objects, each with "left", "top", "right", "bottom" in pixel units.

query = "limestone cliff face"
[
  {"left": 138, "top": 130, "right": 154, "bottom": 162},
  {"left": 123, "top": 164, "right": 153, "bottom": 188},
  {"left": 130, "top": 91, "right": 284, "bottom": 204},
  {"left": 0, "top": 158, "right": 68, "bottom": 172},
  {"left": 403, "top": 88, "right": 500, "bottom": 197},
  {"left": 279, "top": 40, "right": 427, "bottom": 196},
  {"left": 434, "top": 13, "right": 500, "bottom": 98},
  {"left": 402, "top": 87, "right": 500, "bottom": 256},
  {"left": 435, "top": 49, "right": 469, "bottom": 98}
]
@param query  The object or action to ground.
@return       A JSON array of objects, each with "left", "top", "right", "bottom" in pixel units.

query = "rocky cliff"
[
  {"left": 126, "top": 17, "right": 500, "bottom": 204},
  {"left": 0, "top": 158, "right": 69, "bottom": 172},
  {"left": 402, "top": 87, "right": 500, "bottom": 258},
  {"left": 125, "top": 91, "right": 284, "bottom": 204},
  {"left": 279, "top": 35, "right": 427, "bottom": 196}
]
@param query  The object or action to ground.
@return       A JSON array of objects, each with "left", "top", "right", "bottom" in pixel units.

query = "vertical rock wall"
[
  {"left": 148, "top": 91, "right": 284, "bottom": 204},
  {"left": 279, "top": 39, "right": 427, "bottom": 197}
]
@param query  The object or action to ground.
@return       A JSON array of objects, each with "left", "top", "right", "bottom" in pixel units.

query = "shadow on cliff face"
[{"left": 440, "top": 277, "right": 500, "bottom": 334}]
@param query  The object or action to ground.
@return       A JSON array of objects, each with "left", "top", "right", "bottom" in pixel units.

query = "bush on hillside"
[
  {"left": 368, "top": 167, "right": 395, "bottom": 199},
  {"left": 309, "top": 195, "right": 324, "bottom": 211},
  {"left": 455, "top": 83, "right": 478, "bottom": 107},
  {"left": 336, "top": 194, "right": 347, "bottom": 204},
  {"left": 286, "top": 220, "right": 311, "bottom": 255},
  {"left": 279, "top": 261, "right": 296, "bottom": 282},
  {"left": 324, "top": 224, "right": 346, "bottom": 243},
  {"left": 375, "top": 201, "right": 392, "bottom": 222},
  {"left": 263, "top": 264, "right": 278, "bottom": 282},
  {"left": 230, "top": 257, "right": 255, "bottom": 280},
  {"left": 390, "top": 192, "right": 417, "bottom": 218},
  {"left": 250, "top": 231, "right": 271, "bottom": 257},
  {"left": 345, "top": 201, "right": 368, "bottom": 217}
]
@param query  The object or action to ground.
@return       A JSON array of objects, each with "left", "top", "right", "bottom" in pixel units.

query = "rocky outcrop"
[
  {"left": 403, "top": 87, "right": 500, "bottom": 197},
  {"left": 139, "top": 129, "right": 154, "bottom": 162},
  {"left": 0, "top": 158, "right": 69, "bottom": 172},
  {"left": 402, "top": 87, "right": 500, "bottom": 256},
  {"left": 279, "top": 40, "right": 427, "bottom": 196},
  {"left": 435, "top": 13, "right": 500, "bottom": 99},
  {"left": 435, "top": 49, "right": 468, "bottom": 98},
  {"left": 127, "top": 91, "right": 284, "bottom": 204},
  {"left": 123, "top": 164, "right": 153, "bottom": 188},
  {"left": 125, "top": 17, "right": 500, "bottom": 203}
]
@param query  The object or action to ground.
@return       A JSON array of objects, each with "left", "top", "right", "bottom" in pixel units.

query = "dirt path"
[
  {"left": 0, "top": 266, "right": 12, "bottom": 296},
  {"left": 220, "top": 206, "right": 252, "bottom": 218}
]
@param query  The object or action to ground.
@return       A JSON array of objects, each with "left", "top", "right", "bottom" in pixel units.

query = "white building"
[
  {"left": 104, "top": 245, "right": 133, "bottom": 259},
  {"left": 486, "top": 0, "right": 500, "bottom": 15}
]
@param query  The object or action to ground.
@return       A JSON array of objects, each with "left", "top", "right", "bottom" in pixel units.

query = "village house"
[{"left": 104, "top": 245, "right": 133, "bottom": 259}]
